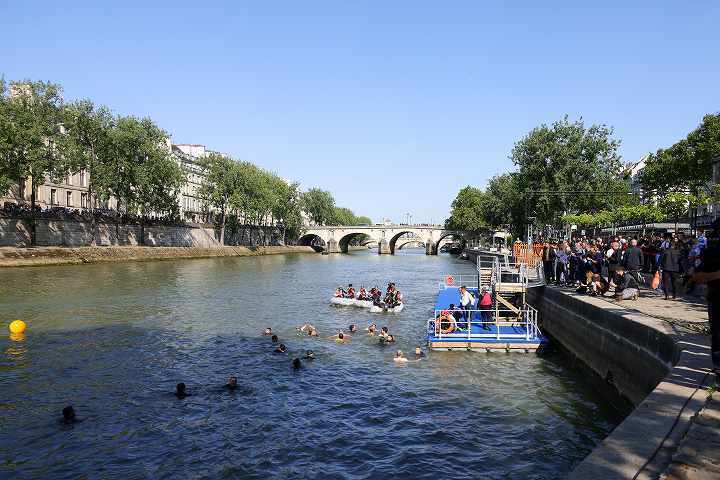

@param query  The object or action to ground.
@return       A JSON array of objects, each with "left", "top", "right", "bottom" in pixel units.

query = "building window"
[
  {"left": 81, "top": 192, "right": 88, "bottom": 209},
  {"left": 67, "top": 191, "right": 73, "bottom": 207},
  {"left": 50, "top": 188, "right": 57, "bottom": 205}
]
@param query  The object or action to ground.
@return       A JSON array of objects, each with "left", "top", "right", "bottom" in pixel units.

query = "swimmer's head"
[
  {"left": 62, "top": 405, "right": 75, "bottom": 421},
  {"left": 271, "top": 335, "right": 278, "bottom": 343},
  {"left": 227, "top": 376, "right": 238, "bottom": 387},
  {"left": 381, "top": 326, "right": 388, "bottom": 333},
  {"left": 338, "top": 332, "right": 344, "bottom": 340},
  {"left": 388, "top": 335, "right": 395, "bottom": 342},
  {"left": 396, "top": 350, "right": 403, "bottom": 357},
  {"left": 278, "top": 344, "right": 286, "bottom": 352},
  {"left": 306, "top": 350, "right": 315, "bottom": 359},
  {"left": 349, "top": 324, "right": 357, "bottom": 332},
  {"left": 265, "top": 327, "right": 272, "bottom": 334},
  {"left": 292, "top": 358, "right": 302, "bottom": 369},
  {"left": 176, "top": 383, "right": 186, "bottom": 394},
  {"left": 415, "top": 346, "right": 422, "bottom": 355}
]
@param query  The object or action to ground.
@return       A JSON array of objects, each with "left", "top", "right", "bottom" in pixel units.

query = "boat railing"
[
  {"left": 428, "top": 306, "right": 540, "bottom": 341},
  {"left": 438, "top": 274, "right": 479, "bottom": 289}
]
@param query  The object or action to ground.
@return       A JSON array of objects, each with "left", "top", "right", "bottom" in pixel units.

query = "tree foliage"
[
  {"left": 445, "top": 186, "right": 489, "bottom": 231},
  {"left": 640, "top": 113, "right": 720, "bottom": 194},
  {"left": 301, "top": 188, "right": 336, "bottom": 225},
  {"left": 511, "top": 116, "right": 627, "bottom": 226}
]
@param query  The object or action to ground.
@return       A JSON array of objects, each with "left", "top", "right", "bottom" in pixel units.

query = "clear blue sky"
[{"left": 2, "top": 1, "right": 719, "bottom": 224}]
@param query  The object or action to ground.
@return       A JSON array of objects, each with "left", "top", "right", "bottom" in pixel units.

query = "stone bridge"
[{"left": 297, "top": 225, "right": 468, "bottom": 255}]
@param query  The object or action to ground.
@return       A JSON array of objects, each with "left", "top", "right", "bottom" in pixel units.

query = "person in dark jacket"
[
  {"left": 623, "top": 238, "right": 644, "bottom": 286},
  {"left": 613, "top": 265, "right": 639, "bottom": 300},
  {"left": 660, "top": 240, "right": 683, "bottom": 300}
]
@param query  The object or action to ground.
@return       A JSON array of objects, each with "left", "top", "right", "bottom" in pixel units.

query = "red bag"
[{"left": 651, "top": 271, "right": 660, "bottom": 290}]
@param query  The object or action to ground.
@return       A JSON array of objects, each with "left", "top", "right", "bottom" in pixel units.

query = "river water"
[{"left": 0, "top": 249, "right": 625, "bottom": 479}]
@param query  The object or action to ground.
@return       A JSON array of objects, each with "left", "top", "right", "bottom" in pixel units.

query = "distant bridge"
[{"left": 298, "top": 225, "right": 469, "bottom": 255}]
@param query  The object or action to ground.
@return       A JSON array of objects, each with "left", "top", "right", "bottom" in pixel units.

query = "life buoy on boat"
[
  {"left": 436, "top": 310, "right": 455, "bottom": 334},
  {"left": 445, "top": 275, "right": 455, "bottom": 286}
]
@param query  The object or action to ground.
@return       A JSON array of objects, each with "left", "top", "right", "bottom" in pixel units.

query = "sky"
[{"left": 2, "top": 1, "right": 719, "bottom": 224}]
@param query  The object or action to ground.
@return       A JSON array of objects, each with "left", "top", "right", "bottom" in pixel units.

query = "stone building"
[
  {"left": 1, "top": 169, "right": 115, "bottom": 212},
  {"left": 172, "top": 143, "right": 213, "bottom": 222}
]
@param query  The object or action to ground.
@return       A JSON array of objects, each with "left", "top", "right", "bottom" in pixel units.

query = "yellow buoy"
[{"left": 9, "top": 320, "right": 26, "bottom": 334}]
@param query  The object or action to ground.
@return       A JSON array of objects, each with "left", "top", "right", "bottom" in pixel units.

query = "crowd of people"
[
  {"left": 334, "top": 282, "right": 404, "bottom": 308},
  {"left": 539, "top": 230, "right": 708, "bottom": 301}
]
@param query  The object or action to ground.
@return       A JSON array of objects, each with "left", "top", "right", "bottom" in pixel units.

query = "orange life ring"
[
  {"left": 445, "top": 275, "right": 455, "bottom": 285},
  {"left": 436, "top": 311, "right": 455, "bottom": 334}
]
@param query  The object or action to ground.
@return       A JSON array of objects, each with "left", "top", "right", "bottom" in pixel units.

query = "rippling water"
[{"left": 0, "top": 249, "right": 625, "bottom": 479}]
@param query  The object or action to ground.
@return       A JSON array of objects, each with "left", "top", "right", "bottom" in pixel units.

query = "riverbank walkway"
[{"left": 550, "top": 283, "right": 718, "bottom": 479}]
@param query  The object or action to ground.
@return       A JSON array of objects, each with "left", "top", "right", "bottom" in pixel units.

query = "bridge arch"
[
  {"left": 396, "top": 240, "right": 425, "bottom": 251},
  {"left": 338, "top": 232, "right": 373, "bottom": 253},
  {"left": 298, "top": 233, "right": 327, "bottom": 252},
  {"left": 434, "top": 232, "right": 466, "bottom": 254},
  {"left": 388, "top": 231, "right": 423, "bottom": 254}
]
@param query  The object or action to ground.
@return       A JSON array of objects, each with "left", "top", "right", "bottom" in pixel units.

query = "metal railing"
[
  {"left": 427, "top": 306, "right": 541, "bottom": 341},
  {"left": 438, "top": 274, "right": 480, "bottom": 289}
]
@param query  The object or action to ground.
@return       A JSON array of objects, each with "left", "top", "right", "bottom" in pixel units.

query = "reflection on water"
[{"left": 0, "top": 250, "right": 626, "bottom": 479}]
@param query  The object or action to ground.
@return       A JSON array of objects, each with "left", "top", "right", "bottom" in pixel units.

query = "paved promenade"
[{"left": 556, "top": 283, "right": 717, "bottom": 479}]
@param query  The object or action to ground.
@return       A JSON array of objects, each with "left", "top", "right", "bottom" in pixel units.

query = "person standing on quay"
[
  {"left": 694, "top": 222, "right": 720, "bottom": 379},
  {"left": 660, "top": 240, "right": 683, "bottom": 300},
  {"left": 624, "top": 238, "right": 644, "bottom": 286}
]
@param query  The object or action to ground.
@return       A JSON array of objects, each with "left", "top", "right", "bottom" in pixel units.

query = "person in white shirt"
[{"left": 459, "top": 286, "right": 475, "bottom": 327}]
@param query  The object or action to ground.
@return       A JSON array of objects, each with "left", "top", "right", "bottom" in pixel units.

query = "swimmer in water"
[
  {"left": 394, "top": 350, "right": 420, "bottom": 363},
  {"left": 298, "top": 323, "right": 319, "bottom": 336},
  {"left": 304, "top": 350, "right": 316, "bottom": 360},
  {"left": 292, "top": 358, "right": 302, "bottom": 369},
  {"left": 348, "top": 324, "right": 358, "bottom": 333},
  {"left": 386, "top": 334, "right": 396, "bottom": 343},
  {"left": 379, "top": 326, "right": 389, "bottom": 338},
  {"left": 62, "top": 405, "right": 80, "bottom": 424},
  {"left": 329, "top": 332, "right": 348, "bottom": 344},
  {"left": 224, "top": 376, "right": 238, "bottom": 390},
  {"left": 415, "top": 346, "right": 426, "bottom": 358},
  {"left": 175, "top": 382, "right": 189, "bottom": 399},
  {"left": 367, "top": 323, "right": 377, "bottom": 335},
  {"left": 394, "top": 350, "right": 409, "bottom": 363},
  {"left": 271, "top": 334, "right": 279, "bottom": 343},
  {"left": 275, "top": 343, "right": 287, "bottom": 354},
  {"left": 263, "top": 327, "right": 273, "bottom": 336}
]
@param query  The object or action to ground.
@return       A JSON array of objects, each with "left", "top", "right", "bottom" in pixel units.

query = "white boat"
[
  {"left": 330, "top": 297, "right": 355, "bottom": 306},
  {"left": 370, "top": 302, "right": 404, "bottom": 313},
  {"left": 353, "top": 299, "right": 374, "bottom": 308}
]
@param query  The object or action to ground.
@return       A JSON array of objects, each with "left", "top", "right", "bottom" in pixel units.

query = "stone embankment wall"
[
  {"left": 0, "top": 218, "right": 221, "bottom": 248},
  {"left": 528, "top": 286, "right": 676, "bottom": 404}
]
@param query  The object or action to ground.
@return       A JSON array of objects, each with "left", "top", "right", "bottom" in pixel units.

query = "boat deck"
[{"left": 428, "top": 286, "right": 547, "bottom": 352}]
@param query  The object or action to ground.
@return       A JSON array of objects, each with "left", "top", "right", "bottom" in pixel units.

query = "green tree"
[
  {"left": 198, "top": 153, "right": 237, "bottom": 244},
  {"left": 483, "top": 173, "right": 521, "bottom": 230},
  {"left": 62, "top": 99, "right": 115, "bottom": 212},
  {"left": 95, "top": 116, "right": 180, "bottom": 225},
  {"left": 640, "top": 114, "right": 720, "bottom": 193},
  {"left": 445, "top": 186, "right": 489, "bottom": 231},
  {"left": 0, "top": 80, "right": 69, "bottom": 244},
  {"left": 301, "top": 188, "right": 336, "bottom": 225},
  {"left": 511, "top": 116, "right": 626, "bottom": 229},
  {"left": 272, "top": 180, "right": 303, "bottom": 244}
]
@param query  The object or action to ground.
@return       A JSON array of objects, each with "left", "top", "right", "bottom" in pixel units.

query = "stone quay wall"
[{"left": 0, "top": 217, "right": 222, "bottom": 248}]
